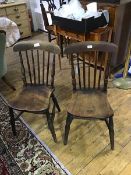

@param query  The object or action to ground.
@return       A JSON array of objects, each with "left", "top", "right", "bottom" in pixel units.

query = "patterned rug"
[{"left": 0, "top": 97, "right": 71, "bottom": 175}]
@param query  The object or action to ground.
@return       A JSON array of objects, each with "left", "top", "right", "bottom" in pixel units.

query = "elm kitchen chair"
[
  {"left": 64, "top": 41, "right": 118, "bottom": 150},
  {"left": 40, "top": 0, "right": 67, "bottom": 42},
  {"left": 0, "top": 30, "right": 15, "bottom": 90},
  {"left": 40, "top": 0, "right": 66, "bottom": 69},
  {"left": 40, "top": 0, "right": 56, "bottom": 43},
  {"left": 1, "top": 40, "right": 61, "bottom": 142}
]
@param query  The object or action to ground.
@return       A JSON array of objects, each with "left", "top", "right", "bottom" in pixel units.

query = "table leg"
[{"left": 56, "top": 34, "right": 62, "bottom": 70}]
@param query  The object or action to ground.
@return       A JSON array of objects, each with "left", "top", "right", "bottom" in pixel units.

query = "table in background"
[{"left": 54, "top": 25, "right": 112, "bottom": 56}]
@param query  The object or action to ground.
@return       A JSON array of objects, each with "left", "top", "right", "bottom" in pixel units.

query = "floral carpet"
[{"left": 0, "top": 97, "right": 71, "bottom": 175}]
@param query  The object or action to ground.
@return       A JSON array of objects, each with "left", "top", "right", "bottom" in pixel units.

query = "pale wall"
[
  {"left": 14, "top": 0, "right": 27, "bottom": 3},
  {"left": 120, "top": 0, "right": 131, "bottom": 3}
]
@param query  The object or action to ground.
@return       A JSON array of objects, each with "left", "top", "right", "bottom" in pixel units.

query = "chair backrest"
[
  {"left": 13, "top": 40, "right": 60, "bottom": 88},
  {"left": 40, "top": 0, "right": 56, "bottom": 11},
  {"left": 59, "top": 0, "right": 67, "bottom": 6},
  {"left": 40, "top": 0, "right": 56, "bottom": 29},
  {"left": 64, "top": 41, "right": 117, "bottom": 91},
  {"left": 0, "top": 30, "right": 7, "bottom": 78}
]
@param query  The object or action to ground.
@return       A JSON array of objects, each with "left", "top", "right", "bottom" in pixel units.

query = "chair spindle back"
[
  {"left": 64, "top": 41, "right": 117, "bottom": 91},
  {"left": 13, "top": 41, "right": 60, "bottom": 87}
]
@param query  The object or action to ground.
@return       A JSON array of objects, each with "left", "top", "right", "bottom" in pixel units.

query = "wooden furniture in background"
[
  {"left": 40, "top": 0, "right": 56, "bottom": 42},
  {"left": 64, "top": 41, "right": 118, "bottom": 149},
  {"left": 80, "top": 1, "right": 118, "bottom": 31},
  {"left": 0, "top": 2, "right": 31, "bottom": 39},
  {"left": 40, "top": 0, "right": 63, "bottom": 69},
  {"left": 54, "top": 25, "right": 113, "bottom": 62},
  {"left": 1, "top": 40, "right": 61, "bottom": 142},
  {"left": 79, "top": 0, "right": 131, "bottom": 70},
  {"left": 54, "top": 25, "right": 112, "bottom": 42}
]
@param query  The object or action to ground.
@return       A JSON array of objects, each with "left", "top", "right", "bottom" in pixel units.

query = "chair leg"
[
  {"left": 52, "top": 94, "right": 61, "bottom": 112},
  {"left": 2, "top": 76, "right": 16, "bottom": 90},
  {"left": 58, "top": 54, "right": 62, "bottom": 70},
  {"left": 52, "top": 104, "right": 55, "bottom": 122},
  {"left": 59, "top": 35, "right": 63, "bottom": 57},
  {"left": 109, "top": 116, "right": 114, "bottom": 150},
  {"left": 48, "top": 32, "right": 52, "bottom": 42},
  {"left": 56, "top": 34, "right": 62, "bottom": 70},
  {"left": 46, "top": 110, "right": 57, "bottom": 143},
  {"left": 64, "top": 113, "right": 73, "bottom": 145},
  {"left": 9, "top": 107, "right": 17, "bottom": 136},
  {"left": 105, "top": 118, "right": 109, "bottom": 130}
]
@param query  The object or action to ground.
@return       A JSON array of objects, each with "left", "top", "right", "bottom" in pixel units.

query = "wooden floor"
[{"left": 0, "top": 32, "right": 131, "bottom": 175}]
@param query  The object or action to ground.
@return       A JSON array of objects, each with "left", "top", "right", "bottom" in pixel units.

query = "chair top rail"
[
  {"left": 64, "top": 41, "right": 118, "bottom": 54},
  {"left": 13, "top": 40, "right": 60, "bottom": 54}
]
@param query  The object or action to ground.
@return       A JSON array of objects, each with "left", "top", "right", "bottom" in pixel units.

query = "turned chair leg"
[
  {"left": 105, "top": 117, "right": 114, "bottom": 150},
  {"left": 9, "top": 107, "right": 17, "bottom": 136},
  {"left": 58, "top": 54, "right": 62, "bottom": 70},
  {"left": 2, "top": 76, "right": 16, "bottom": 90},
  {"left": 64, "top": 113, "right": 73, "bottom": 145},
  {"left": 48, "top": 32, "right": 52, "bottom": 42},
  {"left": 46, "top": 110, "right": 57, "bottom": 143},
  {"left": 109, "top": 116, "right": 114, "bottom": 150},
  {"left": 59, "top": 35, "right": 63, "bottom": 57},
  {"left": 52, "top": 94, "right": 61, "bottom": 112}
]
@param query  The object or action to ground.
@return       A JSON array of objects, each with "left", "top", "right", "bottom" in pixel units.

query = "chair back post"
[
  {"left": 40, "top": 0, "right": 57, "bottom": 43},
  {"left": 51, "top": 53, "right": 55, "bottom": 87},
  {"left": 71, "top": 54, "right": 77, "bottom": 91},
  {"left": 40, "top": 0, "right": 56, "bottom": 12},
  {"left": 103, "top": 53, "right": 110, "bottom": 92},
  {"left": 40, "top": 1, "right": 50, "bottom": 29},
  {"left": 59, "top": 0, "right": 67, "bottom": 7},
  {"left": 13, "top": 41, "right": 60, "bottom": 88},
  {"left": 0, "top": 30, "right": 7, "bottom": 78}
]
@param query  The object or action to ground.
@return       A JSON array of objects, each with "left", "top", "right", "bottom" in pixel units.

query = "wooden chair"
[
  {"left": 1, "top": 40, "right": 61, "bottom": 142},
  {"left": 64, "top": 41, "right": 118, "bottom": 150},
  {"left": 40, "top": 0, "right": 56, "bottom": 42},
  {"left": 40, "top": 0, "right": 66, "bottom": 41},
  {"left": 40, "top": 0, "right": 66, "bottom": 69},
  {"left": 0, "top": 30, "right": 15, "bottom": 90}
]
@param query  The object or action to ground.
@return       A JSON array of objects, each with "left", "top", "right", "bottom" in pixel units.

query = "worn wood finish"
[
  {"left": 64, "top": 41, "right": 117, "bottom": 149},
  {"left": 1, "top": 32, "right": 131, "bottom": 175},
  {"left": 1, "top": 40, "right": 61, "bottom": 142}
]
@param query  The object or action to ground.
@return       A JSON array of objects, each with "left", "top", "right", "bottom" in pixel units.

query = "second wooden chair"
[{"left": 64, "top": 41, "right": 118, "bottom": 150}]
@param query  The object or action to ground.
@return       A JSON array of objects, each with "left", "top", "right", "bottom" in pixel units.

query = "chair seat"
[
  {"left": 8, "top": 85, "right": 54, "bottom": 112},
  {"left": 67, "top": 90, "right": 113, "bottom": 119}
]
